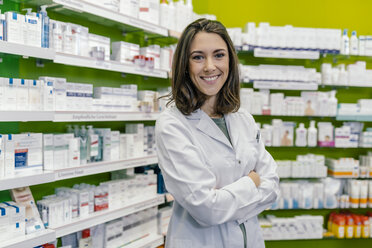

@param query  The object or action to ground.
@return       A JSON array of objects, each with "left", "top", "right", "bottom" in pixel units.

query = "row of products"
[
  {"left": 327, "top": 212, "right": 372, "bottom": 238},
  {"left": 321, "top": 61, "right": 372, "bottom": 87},
  {"left": 326, "top": 155, "right": 372, "bottom": 178},
  {"left": 257, "top": 120, "right": 365, "bottom": 148},
  {"left": 241, "top": 61, "right": 372, "bottom": 88},
  {"left": 228, "top": 22, "right": 372, "bottom": 55},
  {"left": 0, "top": 123, "right": 156, "bottom": 177},
  {"left": 241, "top": 88, "right": 338, "bottom": 116},
  {"left": 259, "top": 215, "right": 324, "bottom": 240},
  {"left": 0, "top": 77, "right": 170, "bottom": 112},
  {"left": 37, "top": 169, "right": 157, "bottom": 228},
  {"left": 274, "top": 178, "right": 372, "bottom": 210},
  {"left": 58, "top": 206, "right": 159, "bottom": 248},
  {"left": 276, "top": 154, "right": 327, "bottom": 178},
  {"left": 338, "top": 99, "right": 372, "bottom": 117}
]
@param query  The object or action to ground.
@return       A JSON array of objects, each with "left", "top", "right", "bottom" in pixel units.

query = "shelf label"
[
  {"left": 70, "top": 113, "right": 118, "bottom": 121},
  {"left": 95, "top": 60, "right": 111, "bottom": 69}
]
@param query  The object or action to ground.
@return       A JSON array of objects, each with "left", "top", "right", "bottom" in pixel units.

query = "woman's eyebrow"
[{"left": 190, "top": 50, "right": 204, "bottom": 55}]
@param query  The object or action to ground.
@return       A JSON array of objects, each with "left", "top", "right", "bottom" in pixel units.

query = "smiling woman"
[{"left": 156, "top": 18, "right": 280, "bottom": 248}]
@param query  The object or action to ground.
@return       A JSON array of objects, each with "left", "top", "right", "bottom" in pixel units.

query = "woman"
[{"left": 155, "top": 18, "right": 279, "bottom": 248}]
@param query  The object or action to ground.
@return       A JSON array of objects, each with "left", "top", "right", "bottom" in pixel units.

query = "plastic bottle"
[
  {"left": 159, "top": 0, "right": 169, "bottom": 29},
  {"left": 185, "top": 0, "right": 193, "bottom": 25},
  {"left": 51, "top": 21, "right": 63, "bottom": 52},
  {"left": 66, "top": 124, "right": 74, "bottom": 134},
  {"left": 307, "top": 120, "right": 317, "bottom": 147},
  {"left": 39, "top": 5, "right": 49, "bottom": 48},
  {"left": 62, "top": 24, "right": 73, "bottom": 54},
  {"left": 175, "top": 0, "right": 185, "bottom": 32},
  {"left": 168, "top": 0, "right": 176, "bottom": 31},
  {"left": 87, "top": 125, "right": 99, "bottom": 162},
  {"left": 79, "top": 126, "right": 88, "bottom": 165},
  {"left": 350, "top": 31, "right": 359, "bottom": 55},
  {"left": 295, "top": 123, "right": 307, "bottom": 147},
  {"left": 341, "top": 29, "right": 349, "bottom": 55},
  {"left": 328, "top": 90, "right": 338, "bottom": 117},
  {"left": 79, "top": 229, "right": 92, "bottom": 248}
]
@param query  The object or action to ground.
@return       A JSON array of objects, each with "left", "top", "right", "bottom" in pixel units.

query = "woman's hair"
[{"left": 167, "top": 18, "right": 240, "bottom": 116}]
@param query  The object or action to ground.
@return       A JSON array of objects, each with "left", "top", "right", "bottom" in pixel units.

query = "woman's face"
[{"left": 188, "top": 31, "right": 229, "bottom": 99}]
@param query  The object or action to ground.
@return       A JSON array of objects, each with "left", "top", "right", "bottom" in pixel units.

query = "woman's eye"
[
  {"left": 215, "top": 53, "right": 225, "bottom": 58},
  {"left": 192, "top": 55, "right": 203, "bottom": 60}
]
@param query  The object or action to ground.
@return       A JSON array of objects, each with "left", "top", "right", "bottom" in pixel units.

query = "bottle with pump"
[
  {"left": 39, "top": 5, "right": 49, "bottom": 48},
  {"left": 329, "top": 90, "right": 338, "bottom": 116},
  {"left": 159, "top": 0, "right": 169, "bottom": 29},
  {"left": 295, "top": 123, "right": 307, "bottom": 147},
  {"left": 168, "top": 0, "right": 176, "bottom": 31},
  {"left": 87, "top": 125, "right": 99, "bottom": 162},
  {"left": 307, "top": 120, "right": 317, "bottom": 147},
  {"left": 350, "top": 31, "right": 359, "bottom": 55},
  {"left": 79, "top": 126, "right": 88, "bottom": 165},
  {"left": 79, "top": 229, "right": 92, "bottom": 248},
  {"left": 341, "top": 29, "right": 349, "bottom": 55}
]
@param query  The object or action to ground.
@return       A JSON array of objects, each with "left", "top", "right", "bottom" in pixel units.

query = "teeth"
[{"left": 203, "top": 76, "right": 218, "bottom": 81}]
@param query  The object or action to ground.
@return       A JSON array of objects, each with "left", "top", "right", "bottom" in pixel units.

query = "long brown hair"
[{"left": 167, "top": 18, "right": 240, "bottom": 116}]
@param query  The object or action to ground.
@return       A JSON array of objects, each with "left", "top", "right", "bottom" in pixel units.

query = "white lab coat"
[{"left": 155, "top": 107, "right": 280, "bottom": 248}]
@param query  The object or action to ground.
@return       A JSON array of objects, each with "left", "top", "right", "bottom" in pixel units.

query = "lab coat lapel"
[
  {"left": 225, "top": 113, "right": 239, "bottom": 150},
  {"left": 192, "top": 109, "right": 232, "bottom": 148}
]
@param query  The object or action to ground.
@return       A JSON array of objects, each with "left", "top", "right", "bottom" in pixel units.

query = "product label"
[
  {"left": 14, "top": 149, "right": 28, "bottom": 168},
  {"left": 90, "top": 134, "right": 99, "bottom": 157}
]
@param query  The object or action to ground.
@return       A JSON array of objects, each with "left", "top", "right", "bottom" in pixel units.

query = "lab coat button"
[{"left": 238, "top": 160, "right": 241, "bottom": 164}]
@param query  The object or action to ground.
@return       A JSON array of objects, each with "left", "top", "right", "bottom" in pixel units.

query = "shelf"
[
  {"left": 0, "top": 111, "right": 160, "bottom": 122},
  {"left": 253, "top": 48, "right": 320, "bottom": 60},
  {"left": 53, "top": 111, "right": 160, "bottom": 122},
  {"left": 123, "top": 234, "right": 164, "bottom": 248},
  {"left": 0, "top": 170, "right": 55, "bottom": 191},
  {"left": 1, "top": 229, "right": 56, "bottom": 248},
  {"left": 0, "top": 111, "right": 54, "bottom": 122},
  {"left": 54, "top": 53, "right": 168, "bottom": 78},
  {"left": 51, "top": 194, "right": 165, "bottom": 238},
  {"left": 0, "top": 41, "right": 55, "bottom": 60},
  {"left": 337, "top": 115, "right": 372, "bottom": 122},
  {"left": 251, "top": 80, "right": 319, "bottom": 90},
  {"left": 54, "top": 155, "right": 158, "bottom": 180}
]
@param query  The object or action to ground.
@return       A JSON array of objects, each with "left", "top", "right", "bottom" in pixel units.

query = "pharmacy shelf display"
[
  {"left": 54, "top": 53, "right": 168, "bottom": 79},
  {"left": 0, "top": 111, "right": 160, "bottom": 122},
  {"left": 16, "top": 0, "right": 169, "bottom": 37},
  {"left": 1, "top": 229, "right": 56, "bottom": 248},
  {"left": 51, "top": 194, "right": 164, "bottom": 238},
  {"left": 0, "top": 42, "right": 168, "bottom": 78},
  {"left": 0, "top": 155, "right": 158, "bottom": 191},
  {"left": 123, "top": 234, "right": 164, "bottom": 248},
  {"left": 0, "top": 40, "right": 55, "bottom": 60}
]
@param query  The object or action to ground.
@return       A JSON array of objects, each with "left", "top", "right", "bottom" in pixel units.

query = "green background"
[{"left": 1, "top": 0, "right": 372, "bottom": 247}]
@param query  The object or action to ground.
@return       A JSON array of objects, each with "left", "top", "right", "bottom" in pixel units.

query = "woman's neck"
[{"left": 201, "top": 96, "right": 222, "bottom": 118}]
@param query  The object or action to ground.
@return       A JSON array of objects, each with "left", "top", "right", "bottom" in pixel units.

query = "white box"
[
  {"left": 111, "top": 41, "right": 139, "bottom": 64},
  {"left": 13, "top": 133, "right": 43, "bottom": 174},
  {"left": 43, "top": 134, "right": 54, "bottom": 171},
  {"left": 5, "top": 12, "right": 23, "bottom": 44},
  {"left": 111, "top": 131, "right": 120, "bottom": 161},
  {"left": 16, "top": 79, "right": 29, "bottom": 110},
  {"left": 4, "top": 134, "right": 15, "bottom": 177},
  {"left": 4, "top": 78, "right": 17, "bottom": 110},
  {"left": 28, "top": 80, "right": 42, "bottom": 111},
  {"left": 53, "top": 134, "right": 68, "bottom": 170},
  {"left": 88, "top": 33, "right": 111, "bottom": 61},
  {"left": 119, "top": 0, "right": 139, "bottom": 18}
]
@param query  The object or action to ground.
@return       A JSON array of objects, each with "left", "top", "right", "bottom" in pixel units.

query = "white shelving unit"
[
  {"left": 54, "top": 53, "right": 168, "bottom": 78},
  {"left": 54, "top": 155, "right": 158, "bottom": 181},
  {"left": 0, "top": 155, "right": 158, "bottom": 190},
  {"left": 53, "top": 111, "right": 160, "bottom": 122},
  {"left": 1, "top": 229, "right": 56, "bottom": 248},
  {"left": 51, "top": 194, "right": 165, "bottom": 238},
  {"left": 124, "top": 234, "right": 164, "bottom": 248},
  {"left": 252, "top": 80, "right": 319, "bottom": 90},
  {"left": 0, "top": 111, "right": 54, "bottom": 122},
  {"left": 52, "top": 0, "right": 168, "bottom": 36},
  {"left": 0, "top": 170, "right": 55, "bottom": 191},
  {"left": 0, "top": 41, "right": 55, "bottom": 60},
  {"left": 254, "top": 47, "right": 320, "bottom": 59}
]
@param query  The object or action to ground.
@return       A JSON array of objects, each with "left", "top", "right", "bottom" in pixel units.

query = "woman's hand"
[{"left": 248, "top": 171, "right": 260, "bottom": 187}]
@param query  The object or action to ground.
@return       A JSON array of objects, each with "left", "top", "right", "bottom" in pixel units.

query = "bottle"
[
  {"left": 175, "top": 0, "right": 185, "bottom": 32},
  {"left": 328, "top": 90, "right": 338, "bottom": 117},
  {"left": 159, "top": 0, "right": 169, "bottom": 29},
  {"left": 66, "top": 124, "right": 74, "bottom": 134},
  {"left": 87, "top": 125, "right": 99, "bottom": 162},
  {"left": 341, "top": 29, "right": 349, "bottom": 55},
  {"left": 168, "top": 0, "right": 176, "bottom": 31},
  {"left": 51, "top": 21, "right": 63, "bottom": 52},
  {"left": 79, "top": 126, "right": 87, "bottom": 165},
  {"left": 307, "top": 120, "right": 317, "bottom": 147},
  {"left": 295, "top": 123, "right": 307, "bottom": 147},
  {"left": 350, "top": 31, "right": 359, "bottom": 55},
  {"left": 79, "top": 229, "right": 92, "bottom": 248},
  {"left": 39, "top": 5, "right": 49, "bottom": 48},
  {"left": 62, "top": 24, "right": 73, "bottom": 54},
  {"left": 185, "top": 0, "right": 193, "bottom": 25}
]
